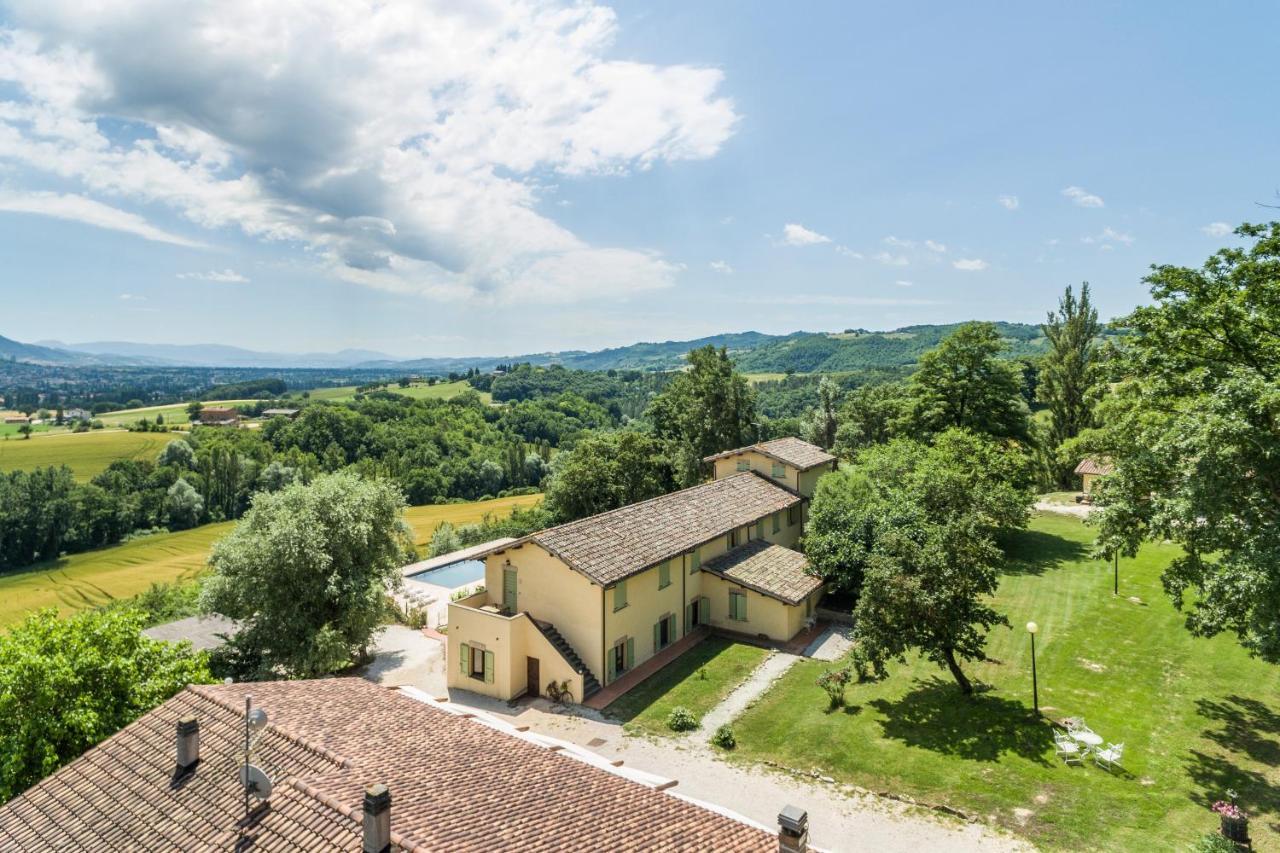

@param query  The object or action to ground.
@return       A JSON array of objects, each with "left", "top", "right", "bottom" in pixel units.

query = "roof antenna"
[{"left": 239, "top": 694, "right": 273, "bottom": 824}]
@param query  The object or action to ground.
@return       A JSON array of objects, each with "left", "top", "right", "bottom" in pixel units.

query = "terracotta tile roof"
[
  {"left": 702, "top": 540, "right": 823, "bottom": 605},
  {"left": 0, "top": 678, "right": 775, "bottom": 852},
  {"left": 703, "top": 437, "right": 837, "bottom": 471},
  {"left": 495, "top": 472, "right": 802, "bottom": 587},
  {"left": 1074, "top": 457, "right": 1115, "bottom": 476}
]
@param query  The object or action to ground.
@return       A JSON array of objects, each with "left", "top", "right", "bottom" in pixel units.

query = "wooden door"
[{"left": 526, "top": 656, "right": 540, "bottom": 698}]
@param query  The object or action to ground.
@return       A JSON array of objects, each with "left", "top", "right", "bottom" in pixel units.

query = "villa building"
[
  {"left": 1075, "top": 456, "right": 1114, "bottom": 494},
  {"left": 446, "top": 437, "right": 835, "bottom": 704}
]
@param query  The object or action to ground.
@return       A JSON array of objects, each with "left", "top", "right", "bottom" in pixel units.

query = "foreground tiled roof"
[
  {"left": 702, "top": 540, "right": 823, "bottom": 605},
  {"left": 492, "top": 472, "right": 802, "bottom": 587},
  {"left": 704, "top": 437, "right": 837, "bottom": 471},
  {"left": 1074, "top": 457, "right": 1115, "bottom": 476},
  {"left": 0, "top": 678, "right": 774, "bottom": 852}
]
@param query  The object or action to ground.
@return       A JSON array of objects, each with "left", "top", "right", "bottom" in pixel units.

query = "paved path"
[
  {"left": 360, "top": 625, "right": 446, "bottom": 693},
  {"left": 1034, "top": 499, "right": 1094, "bottom": 518},
  {"left": 446, "top": 694, "right": 1030, "bottom": 853},
  {"left": 697, "top": 650, "right": 799, "bottom": 735}
]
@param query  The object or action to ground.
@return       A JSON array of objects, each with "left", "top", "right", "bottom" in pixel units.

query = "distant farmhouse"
[
  {"left": 197, "top": 406, "right": 241, "bottom": 427},
  {"left": 1075, "top": 456, "right": 1114, "bottom": 494},
  {"left": 62, "top": 407, "right": 91, "bottom": 421},
  {"left": 447, "top": 437, "right": 837, "bottom": 704}
]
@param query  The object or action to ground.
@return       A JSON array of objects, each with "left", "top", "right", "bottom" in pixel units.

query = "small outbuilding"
[{"left": 1074, "top": 457, "right": 1114, "bottom": 493}]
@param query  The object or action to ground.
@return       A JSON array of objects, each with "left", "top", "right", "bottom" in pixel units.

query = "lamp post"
[
  {"left": 1113, "top": 552, "right": 1119, "bottom": 596},
  {"left": 1026, "top": 621, "right": 1040, "bottom": 716}
]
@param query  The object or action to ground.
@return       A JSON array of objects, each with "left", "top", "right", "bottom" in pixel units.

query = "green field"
[
  {"left": 604, "top": 637, "right": 770, "bottom": 736},
  {"left": 0, "top": 430, "right": 187, "bottom": 481},
  {"left": 0, "top": 493, "right": 543, "bottom": 627},
  {"left": 295, "top": 380, "right": 491, "bottom": 404},
  {"left": 743, "top": 372, "right": 791, "bottom": 384},
  {"left": 93, "top": 399, "right": 258, "bottom": 428},
  {"left": 728, "top": 513, "right": 1280, "bottom": 850}
]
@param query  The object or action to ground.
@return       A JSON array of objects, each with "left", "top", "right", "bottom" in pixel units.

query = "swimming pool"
[{"left": 407, "top": 558, "right": 486, "bottom": 589}]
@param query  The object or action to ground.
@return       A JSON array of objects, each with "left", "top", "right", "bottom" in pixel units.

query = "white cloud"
[
  {"left": 781, "top": 223, "right": 831, "bottom": 246},
  {"left": 178, "top": 269, "right": 250, "bottom": 283},
  {"left": 883, "top": 235, "right": 915, "bottom": 249},
  {"left": 0, "top": 190, "right": 206, "bottom": 247},
  {"left": 1082, "top": 227, "right": 1133, "bottom": 248},
  {"left": 894, "top": 280, "right": 913, "bottom": 288},
  {"left": 953, "top": 258, "right": 989, "bottom": 271},
  {"left": 1202, "top": 222, "right": 1232, "bottom": 238},
  {"left": 873, "top": 251, "right": 909, "bottom": 267},
  {"left": 1062, "top": 186, "right": 1105, "bottom": 208},
  {"left": 709, "top": 260, "right": 733, "bottom": 274},
  {"left": 835, "top": 245, "right": 863, "bottom": 259},
  {"left": 0, "top": 1, "right": 738, "bottom": 302},
  {"left": 924, "top": 239, "right": 946, "bottom": 253},
  {"left": 117, "top": 292, "right": 145, "bottom": 301},
  {"left": 998, "top": 194, "right": 1019, "bottom": 210},
  {"left": 747, "top": 294, "right": 940, "bottom": 306}
]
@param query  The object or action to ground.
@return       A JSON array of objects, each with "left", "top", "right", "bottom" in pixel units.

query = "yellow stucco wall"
[
  {"left": 445, "top": 603, "right": 587, "bottom": 702},
  {"left": 483, "top": 542, "right": 604, "bottom": 680},
  {"left": 1082, "top": 473, "right": 1102, "bottom": 493},
  {"left": 712, "top": 450, "right": 800, "bottom": 492}
]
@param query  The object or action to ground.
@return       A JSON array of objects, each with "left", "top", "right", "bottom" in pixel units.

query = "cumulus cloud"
[
  {"left": 924, "top": 239, "right": 946, "bottom": 253},
  {"left": 709, "top": 260, "right": 733, "bottom": 274},
  {"left": 1202, "top": 222, "right": 1232, "bottom": 238},
  {"left": 872, "top": 251, "right": 909, "bottom": 267},
  {"left": 178, "top": 269, "right": 250, "bottom": 283},
  {"left": 1062, "top": 186, "right": 1105, "bottom": 208},
  {"left": 883, "top": 235, "right": 915, "bottom": 249},
  {"left": 781, "top": 223, "right": 831, "bottom": 246},
  {"left": 0, "top": 191, "right": 205, "bottom": 247},
  {"left": 835, "top": 245, "right": 863, "bottom": 259},
  {"left": 952, "top": 258, "right": 988, "bottom": 271},
  {"left": 1082, "top": 227, "right": 1133, "bottom": 248},
  {"left": 0, "top": 1, "right": 738, "bottom": 303},
  {"left": 998, "top": 195, "right": 1019, "bottom": 210}
]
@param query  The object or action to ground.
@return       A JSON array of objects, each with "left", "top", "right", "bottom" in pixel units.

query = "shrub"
[
  {"left": 1188, "top": 834, "right": 1238, "bottom": 853},
  {"left": 666, "top": 706, "right": 699, "bottom": 732},
  {"left": 711, "top": 724, "right": 736, "bottom": 749},
  {"left": 816, "top": 666, "right": 853, "bottom": 709}
]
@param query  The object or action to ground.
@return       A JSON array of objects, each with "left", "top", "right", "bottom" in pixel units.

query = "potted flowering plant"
[{"left": 1213, "top": 790, "right": 1249, "bottom": 844}]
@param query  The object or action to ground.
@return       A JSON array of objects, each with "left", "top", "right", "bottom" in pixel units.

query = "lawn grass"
[
  {"left": 604, "top": 637, "right": 770, "bottom": 736},
  {"left": 728, "top": 513, "right": 1280, "bottom": 850},
  {"left": 1040, "top": 490, "right": 1082, "bottom": 507},
  {"left": 0, "top": 494, "right": 543, "bottom": 627},
  {"left": 0, "top": 429, "right": 187, "bottom": 481}
]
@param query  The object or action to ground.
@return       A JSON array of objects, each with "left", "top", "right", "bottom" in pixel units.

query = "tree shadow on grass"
[
  {"left": 1187, "top": 695, "right": 1280, "bottom": 828},
  {"left": 868, "top": 676, "right": 1053, "bottom": 764},
  {"left": 999, "top": 528, "right": 1089, "bottom": 577}
]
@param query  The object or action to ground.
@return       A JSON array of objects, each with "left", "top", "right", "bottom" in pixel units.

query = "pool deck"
[{"left": 400, "top": 537, "right": 516, "bottom": 578}]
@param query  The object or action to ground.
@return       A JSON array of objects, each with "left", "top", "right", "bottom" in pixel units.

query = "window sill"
[
  {"left": 613, "top": 604, "right": 629, "bottom": 613},
  {"left": 469, "top": 673, "right": 486, "bottom": 681},
  {"left": 658, "top": 582, "right": 671, "bottom": 590}
]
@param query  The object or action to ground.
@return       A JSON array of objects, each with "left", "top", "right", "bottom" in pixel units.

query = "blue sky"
[{"left": 0, "top": 1, "right": 1275, "bottom": 358}]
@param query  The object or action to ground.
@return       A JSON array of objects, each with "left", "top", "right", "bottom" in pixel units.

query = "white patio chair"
[
  {"left": 1053, "top": 730, "right": 1083, "bottom": 765},
  {"left": 1063, "top": 717, "right": 1082, "bottom": 732},
  {"left": 1093, "top": 742, "right": 1124, "bottom": 772}
]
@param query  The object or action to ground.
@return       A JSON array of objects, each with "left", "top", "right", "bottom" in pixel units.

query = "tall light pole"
[
  {"left": 1113, "top": 552, "right": 1119, "bottom": 596},
  {"left": 1026, "top": 621, "right": 1040, "bottom": 716}
]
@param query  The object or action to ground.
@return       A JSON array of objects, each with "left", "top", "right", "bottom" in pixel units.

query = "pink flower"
[{"left": 1212, "top": 801, "right": 1246, "bottom": 820}]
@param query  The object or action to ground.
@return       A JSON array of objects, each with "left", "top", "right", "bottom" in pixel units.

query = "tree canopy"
[
  {"left": 200, "top": 471, "right": 413, "bottom": 679},
  {"left": 1087, "top": 222, "right": 1280, "bottom": 661},
  {"left": 1038, "top": 283, "right": 1101, "bottom": 487},
  {"left": 0, "top": 607, "right": 212, "bottom": 801},
  {"left": 647, "top": 345, "right": 757, "bottom": 479},
  {"left": 544, "top": 431, "right": 680, "bottom": 522}
]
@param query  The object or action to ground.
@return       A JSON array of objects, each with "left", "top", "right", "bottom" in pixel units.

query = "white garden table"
[{"left": 1070, "top": 730, "right": 1103, "bottom": 748}]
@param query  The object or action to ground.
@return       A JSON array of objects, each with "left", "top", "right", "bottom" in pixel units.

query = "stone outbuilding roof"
[
  {"left": 0, "top": 678, "right": 775, "bottom": 852},
  {"left": 1074, "top": 457, "right": 1115, "bottom": 476},
  {"left": 482, "top": 472, "right": 802, "bottom": 587},
  {"left": 703, "top": 437, "right": 837, "bottom": 471},
  {"left": 701, "top": 540, "right": 823, "bottom": 605}
]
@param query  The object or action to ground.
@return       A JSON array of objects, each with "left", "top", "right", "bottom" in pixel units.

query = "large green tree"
[
  {"left": 1038, "top": 283, "right": 1101, "bottom": 486},
  {"left": 200, "top": 471, "right": 413, "bottom": 678},
  {"left": 807, "top": 430, "right": 1031, "bottom": 693},
  {"left": 902, "top": 322, "right": 1031, "bottom": 442},
  {"left": 802, "top": 376, "right": 842, "bottom": 450},
  {"left": 544, "top": 431, "right": 680, "bottom": 522},
  {"left": 1087, "top": 222, "right": 1280, "bottom": 661},
  {"left": 647, "top": 345, "right": 757, "bottom": 480},
  {"left": 832, "top": 381, "right": 908, "bottom": 458},
  {"left": 0, "top": 607, "right": 212, "bottom": 800}
]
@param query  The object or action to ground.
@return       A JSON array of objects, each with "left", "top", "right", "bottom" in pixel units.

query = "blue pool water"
[{"left": 408, "top": 558, "right": 486, "bottom": 588}]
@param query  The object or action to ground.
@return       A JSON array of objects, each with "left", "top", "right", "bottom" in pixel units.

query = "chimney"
[
  {"left": 777, "top": 805, "right": 808, "bottom": 853},
  {"left": 362, "top": 784, "right": 391, "bottom": 853},
  {"left": 174, "top": 716, "right": 200, "bottom": 772}
]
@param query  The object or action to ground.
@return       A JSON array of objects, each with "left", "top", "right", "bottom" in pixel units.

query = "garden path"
[{"left": 696, "top": 650, "right": 800, "bottom": 736}]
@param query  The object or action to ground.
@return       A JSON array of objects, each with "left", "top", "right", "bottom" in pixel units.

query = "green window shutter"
[
  {"left": 755, "top": 520, "right": 764, "bottom": 539},
  {"left": 459, "top": 643, "right": 470, "bottom": 676},
  {"left": 483, "top": 650, "right": 494, "bottom": 684},
  {"left": 614, "top": 580, "right": 627, "bottom": 611},
  {"left": 690, "top": 550, "right": 701, "bottom": 573},
  {"left": 625, "top": 637, "right": 635, "bottom": 670},
  {"left": 685, "top": 602, "right": 693, "bottom": 632},
  {"left": 736, "top": 460, "right": 749, "bottom": 472},
  {"left": 654, "top": 622, "right": 660, "bottom": 653},
  {"left": 771, "top": 462, "right": 785, "bottom": 479},
  {"left": 741, "top": 593, "right": 747, "bottom": 622},
  {"left": 659, "top": 561, "right": 670, "bottom": 589},
  {"left": 772, "top": 511, "right": 781, "bottom": 534},
  {"left": 606, "top": 649, "right": 616, "bottom": 682}
]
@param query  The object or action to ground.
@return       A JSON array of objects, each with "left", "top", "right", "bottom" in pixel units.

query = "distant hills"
[{"left": 2, "top": 322, "right": 1048, "bottom": 373}]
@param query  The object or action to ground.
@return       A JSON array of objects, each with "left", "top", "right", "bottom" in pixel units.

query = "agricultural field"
[
  {"left": 743, "top": 372, "right": 791, "bottom": 384},
  {"left": 727, "top": 513, "right": 1280, "bottom": 850},
  {"left": 93, "top": 399, "right": 258, "bottom": 428},
  {"left": 0, "top": 493, "right": 543, "bottom": 627},
  {"left": 294, "top": 380, "right": 491, "bottom": 404},
  {"left": 0, "top": 430, "right": 187, "bottom": 481}
]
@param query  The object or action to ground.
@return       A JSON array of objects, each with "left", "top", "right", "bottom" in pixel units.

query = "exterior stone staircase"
[{"left": 531, "top": 618, "right": 602, "bottom": 700}]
